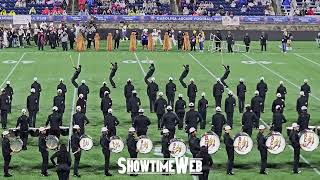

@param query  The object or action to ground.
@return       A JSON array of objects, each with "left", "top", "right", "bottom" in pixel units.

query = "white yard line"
[
  {"left": 68, "top": 53, "right": 81, "bottom": 149},
  {"left": 0, "top": 53, "right": 26, "bottom": 88},
  {"left": 294, "top": 53, "right": 320, "bottom": 67},
  {"left": 241, "top": 53, "right": 320, "bottom": 175},
  {"left": 134, "top": 52, "right": 146, "bottom": 76}
]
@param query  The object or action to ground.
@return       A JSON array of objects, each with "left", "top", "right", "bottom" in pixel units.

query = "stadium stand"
[{"left": 282, "top": 0, "right": 320, "bottom": 15}]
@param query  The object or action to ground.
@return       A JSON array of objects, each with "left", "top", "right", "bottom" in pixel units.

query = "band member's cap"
[
  {"left": 108, "top": 108, "right": 112, "bottom": 113},
  {"left": 224, "top": 125, "right": 231, "bottom": 130},
  {"left": 138, "top": 109, "right": 144, "bottom": 113},
  {"left": 166, "top": 106, "right": 172, "bottom": 111},
  {"left": 276, "top": 93, "right": 281, "bottom": 98},
  {"left": 73, "top": 125, "right": 80, "bottom": 129},
  {"left": 292, "top": 123, "right": 299, "bottom": 128},
  {"left": 162, "top": 129, "right": 169, "bottom": 134},
  {"left": 258, "top": 125, "right": 266, "bottom": 130},
  {"left": 301, "top": 106, "right": 307, "bottom": 110},
  {"left": 39, "top": 127, "right": 46, "bottom": 132},
  {"left": 2, "top": 131, "right": 9, "bottom": 136},
  {"left": 189, "top": 127, "right": 196, "bottom": 133},
  {"left": 128, "top": 127, "right": 135, "bottom": 132},
  {"left": 81, "top": 80, "right": 86, "bottom": 84},
  {"left": 189, "top": 102, "right": 194, "bottom": 107},
  {"left": 216, "top": 106, "right": 221, "bottom": 112},
  {"left": 101, "top": 127, "right": 108, "bottom": 132},
  {"left": 6, "top": 81, "right": 10, "bottom": 85}
]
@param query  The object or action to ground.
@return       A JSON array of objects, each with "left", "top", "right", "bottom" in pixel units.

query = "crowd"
[{"left": 282, "top": 0, "right": 320, "bottom": 16}]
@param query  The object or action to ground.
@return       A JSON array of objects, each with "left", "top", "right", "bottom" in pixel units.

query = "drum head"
[
  {"left": 266, "top": 132, "right": 286, "bottom": 154},
  {"left": 10, "top": 137, "right": 23, "bottom": 152},
  {"left": 300, "top": 130, "right": 319, "bottom": 152},
  {"left": 46, "top": 135, "right": 59, "bottom": 150},
  {"left": 169, "top": 139, "right": 187, "bottom": 157},
  {"left": 233, "top": 132, "right": 253, "bottom": 155},
  {"left": 109, "top": 136, "right": 124, "bottom": 153},
  {"left": 137, "top": 137, "right": 153, "bottom": 154},
  {"left": 80, "top": 135, "right": 93, "bottom": 151},
  {"left": 200, "top": 133, "right": 220, "bottom": 154}
]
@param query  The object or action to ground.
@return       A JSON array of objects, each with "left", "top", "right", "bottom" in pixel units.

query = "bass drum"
[
  {"left": 200, "top": 132, "right": 220, "bottom": 154},
  {"left": 60, "top": 126, "right": 69, "bottom": 136},
  {"left": 10, "top": 137, "right": 23, "bottom": 153},
  {"left": 168, "top": 138, "right": 187, "bottom": 158},
  {"left": 137, "top": 135, "right": 153, "bottom": 154},
  {"left": 233, "top": 132, "right": 253, "bottom": 155},
  {"left": 46, "top": 135, "right": 59, "bottom": 150},
  {"left": 299, "top": 129, "right": 319, "bottom": 152},
  {"left": 109, "top": 136, "right": 124, "bottom": 153},
  {"left": 266, "top": 132, "right": 286, "bottom": 154},
  {"left": 79, "top": 135, "right": 93, "bottom": 151}
]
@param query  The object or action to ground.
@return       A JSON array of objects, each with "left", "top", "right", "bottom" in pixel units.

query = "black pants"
[
  {"left": 70, "top": 41, "right": 74, "bottom": 49},
  {"left": 226, "top": 112, "right": 234, "bottom": 128},
  {"left": 103, "top": 150, "right": 110, "bottom": 175},
  {"left": 114, "top": 40, "right": 119, "bottom": 49},
  {"left": 260, "top": 95, "right": 266, "bottom": 112},
  {"left": 137, "top": 130, "right": 147, "bottom": 137},
  {"left": 178, "top": 40, "right": 182, "bottom": 50},
  {"left": 87, "top": 40, "right": 92, "bottom": 49},
  {"left": 177, "top": 112, "right": 185, "bottom": 130},
  {"left": 214, "top": 129, "right": 222, "bottom": 140},
  {"left": 293, "top": 148, "right": 300, "bottom": 172},
  {"left": 41, "top": 151, "right": 48, "bottom": 175},
  {"left": 254, "top": 111, "right": 260, "bottom": 128},
  {"left": 188, "top": 96, "right": 196, "bottom": 104},
  {"left": 190, "top": 43, "right": 196, "bottom": 51},
  {"left": 49, "top": 128, "right": 61, "bottom": 139},
  {"left": 199, "top": 110, "right": 206, "bottom": 129},
  {"left": 73, "top": 152, "right": 81, "bottom": 175},
  {"left": 19, "top": 36, "right": 23, "bottom": 47},
  {"left": 3, "top": 155, "right": 11, "bottom": 175},
  {"left": 214, "top": 95, "right": 222, "bottom": 107},
  {"left": 57, "top": 166, "right": 70, "bottom": 180},
  {"left": 62, "top": 42, "right": 68, "bottom": 51},
  {"left": 144, "top": 72, "right": 153, "bottom": 84},
  {"left": 34, "top": 35, "right": 38, "bottom": 45},
  {"left": 109, "top": 74, "right": 116, "bottom": 88},
  {"left": 38, "top": 43, "right": 44, "bottom": 51},
  {"left": 71, "top": 77, "right": 78, "bottom": 88},
  {"left": 125, "top": 98, "right": 130, "bottom": 113},
  {"left": 260, "top": 149, "right": 267, "bottom": 173},
  {"left": 221, "top": 78, "right": 228, "bottom": 88},
  {"left": 179, "top": 76, "right": 187, "bottom": 88},
  {"left": 50, "top": 41, "right": 56, "bottom": 49},
  {"left": 245, "top": 44, "right": 250, "bottom": 52},
  {"left": 273, "top": 126, "right": 282, "bottom": 134},
  {"left": 1, "top": 110, "right": 8, "bottom": 129},
  {"left": 215, "top": 42, "right": 221, "bottom": 51},
  {"left": 157, "top": 114, "right": 163, "bottom": 129},
  {"left": 20, "top": 131, "right": 29, "bottom": 149},
  {"left": 226, "top": 149, "right": 234, "bottom": 173},
  {"left": 149, "top": 96, "right": 156, "bottom": 112},
  {"left": 167, "top": 95, "right": 175, "bottom": 108},
  {"left": 238, "top": 97, "right": 245, "bottom": 113},
  {"left": 199, "top": 170, "right": 209, "bottom": 180},
  {"left": 168, "top": 128, "right": 175, "bottom": 139},
  {"left": 227, "top": 44, "right": 233, "bottom": 53},
  {"left": 261, "top": 44, "right": 266, "bottom": 51},
  {"left": 131, "top": 112, "right": 138, "bottom": 124},
  {"left": 243, "top": 127, "right": 252, "bottom": 137}
]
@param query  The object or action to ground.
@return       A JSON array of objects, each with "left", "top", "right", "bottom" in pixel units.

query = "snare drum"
[
  {"left": 9, "top": 128, "right": 20, "bottom": 137},
  {"left": 200, "top": 132, "right": 220, "bottom": 154},
  {"left": 233, "top": 132, "right": 253, "bottom": 155},
  {"left": 109, "top": 136, "right": 124, "bottom": 153},
  {"left": 28, "top": 127, "right": 40, "bottom": 137},
  {"left": 299, "top": 129, "right": 319, "bottom": 152},
  {"left": 286, "top": 127, "right": 293, "bottom": 137},
  {"left": 59, "top": 126, "right": 69, "bottom": 136},
  {"left": 308, "top": 126, "right": 316, "bottom": 132},
  {"left": 79, "top": 135, "right": 93, "bottom": 151},
  {"left": 46, "top": 135, "right": 59, "bottom": 150},
  {"left": 10, "top": 137, "right": 23, "bottom": 153},
  {"left": 266, "top": 132, "right": 286, "bottom": 154},
  {"left": 137, "top": 135, "right": 153, "bottom": 154},
  {"left": 169, "top": 138, "right": 187, "bottom": 157}
]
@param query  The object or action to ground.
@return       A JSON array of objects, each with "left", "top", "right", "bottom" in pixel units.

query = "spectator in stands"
[
  {"left": 241, "top": 5, "right": 247, "bottom": 13},
  {"left": 0, "top": 9, "right": 6, "bottom": 15},
  {"left": 8, "top": 10, "right": 16, "bottom": 15},
  {"left": 42, "top": 7, "right": 50, "bottom": 15},
  {"left": 29, "top": 7, "right": 37, "bottom": 14},
  {"left": 306, "top": 7, "right": 314, "bottom": 15}
]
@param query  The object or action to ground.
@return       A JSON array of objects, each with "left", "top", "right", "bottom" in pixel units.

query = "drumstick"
[{"left": 73, "top": 149, "right": 81, "bottom": 155}]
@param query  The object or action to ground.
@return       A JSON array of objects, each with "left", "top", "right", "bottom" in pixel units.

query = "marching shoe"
[
  {"left": 293, "top": 170, "right": 301, "bottom": 174},
  {"left": 4, "top": 174, "right": 12, "bottom": 177},
  {"left": 41, "top": 173, "right": 48, "bottom": 176},
  {"left": 105, "top": 172, "right": 113, "bottom": 176},
  {"left": 227, "top": 172, "right": 234, "bottom": 175},
  {"left": 73, "top": 174, "right": 81, "bottom": 177}
]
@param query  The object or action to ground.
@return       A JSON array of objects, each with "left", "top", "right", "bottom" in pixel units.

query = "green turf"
[{"left": 0, "top": 41, "right": 320, "bottom": 180}]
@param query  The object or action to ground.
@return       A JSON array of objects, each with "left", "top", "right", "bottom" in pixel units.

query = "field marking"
[
  {"left": 294, "top": 53, "right": 320, "bottom": 67},
  {"left": 68, "top": 53, "right": 81, "bottom": 150},
  {"left": 0, "top": 53, "right": 26, "bottom": 88},
  {"left": 242, "top": 53, "right": 320, "bottom": 175},
  {"left": 134, "top": 52, "right": 147, "bottom": 76}
]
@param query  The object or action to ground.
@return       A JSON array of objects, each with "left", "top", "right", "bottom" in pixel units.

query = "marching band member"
[
  {"left": 175, "top": 94, "right": 186, "bottom": 130},
  {"left": 38, "top": 127, "right": 48, "bottom": 176},
  {"left": 212, "top": 79, "right": 224, "bottom": 107},
  {"left": 163, "top": 32, "right": 170, "bottom": 51},
  {"left": 300, "top": 79, "right": 311, "bottom": 101},
  {"left": 124, "top": 79, "right": 135, "bottom": 113},
  {"left": 225, "top": 91, "right": 236, "bottom": 127},
  {"left": 57, "top": 79, "right": 67, "bottom": 97},
  {"left": 76, "top": 94, "right": 87, "bottom": 114},
  {"left": 161, "top": 106, "right": 179, "bottom": 139},
  {"left": 154, "top": 92, "right": 167, "bottom": 129},
  {"left": 46, "top": 106, "right": 62, "bottom": 138},
  {"left": 71, "top": 125, "right": 81, "bottom": 177},
  {"left": 161, "top": 128, "right": 171, "bottom": 161},
  {"left": 297, "top": 106, "right": 310, "bottom": 131},
  {"left": 141, "top": 29, "right": 148, "bottom": 50},
  {"left": 256, "top": 77, "right": 268, "bottom": 113},
  {"left": 289, "top": 123, "right": 301, "bottom": 174},
  {"left": 104, "top": 108, "right": 119, "bottom": 137},
  {"left": 101, "top": 91, "right": 112, "bottom": 117},
  {"left": 242, "top": 105, "right": 258, "bottom": 136},
  {"left": 129, "top": 32, "right": 137, "bottom": 52},
  {"left": 71, "top": 65, "right": 82, "bottom": 88},
  {"left": 50, "top": 144, "right": 72, "bottom": 180},
  {"left": 220, "top": 65, "right": 230, "bottom": 88},
  {"left": 100, "top": 82, "right": 111, "bottom": 99},
  {"left": 183, "top": 32, "right": 190, "bottom": 51},
  {"left": 179, "top": 64, "right": 189, "bottom": 88},
  {"left": 126, "top": 127, "right": 138, "bottom": 176},
  {"left": 100, "top": 127, "right": 113, "bottom": 176},
  {"left": 211, "top": 106, "right": 226, "bottom": 139},
  {"left": 257, "top": 125, "right": 268, "bottom": 174},
  {"left": 177, "top": 31, "right": 183, "bottom": 50},
  {"left": 271, "top": 93, "right": 285, "bottom": 113},
  {"left": 31, "top": 77, "right": 42, "bottom": 101},
  {"left": 4, "top": 81, "right": 13, "bottom": 113},
  {"left": 16, "top": 109, "right": 30, "bottom": 150},
  {"left": 185, "top": 102, "right": 202, "bottom": 133},
  {"left": 197, "top": 146, "right": 213, "bottom": 180},
  {"left": 133, "top": 109, "right": 151, "bottom": 136},
  {"left": 223, "top": 125, "right": 234, "bottom": 175},
  {"left": 251, "top": 91, "right": 263, "bottom": 128},
  {"left": 147, "top": 77, "right": 159, "bottom": 112},
  {"left": 226, "top": 31, "right": 234, "bottom": 53},
  {"left": 2, "top": 130, "right": 12, "bottom": 177},
  {"left": 166, "top": 77, "right": 176, "bottom": 108},
  {"left": 0, "top": 89, "right": 10, "bottom": 129},
  {"left": 109, "top": 62, "right": 118, "bottom": 88},
  {"left": 128, "top": 90, "right": 141, "bottom": 123},
  {"left": 78, "top": 80, "right": 89, "bottom": 100},
  {"left": 237, "top": 78, "right": 247, "bottom": 113},
  {"left": 106, "top": 33, "right": 113, "bottom": 52},
  {"left": 272, "top": 105, "right": 287, "bottom": 133},
  {"left": 276, "top": 81, "right": 287, "bottom": 101},
  {"left": 94, "top": 33, "right": 100, "bottom": 51},
  {"left": 53, "top": 89, "right": 65, "bottom": 122},
  {"left": 198, "top": 92, "right": 208, "bottom": 129},
  {"left": 144, "top": 63, "right": 155, "bottom": 84},
  {"left": 113, "top": 30, "right": 121, "bottom": 50},
  {"left": 27, "top": 88, "right": 39, "bottom": 128},
  {"left": 243, "top": 33, "right": 251, "bottom": 53},
  {"left": 187, "top": 78, "right": 197, "bottom": 104},
  {"left": 296, "top": 91, "right": 308, "bottom": 114},
  {"left": 214, "top": 30, "right": 222, "bottom": 52},
  {"left": 188, "top": 127, "right": 200, "bottom": 158},
  {"left": 72, "top": 106, "right": 89, "bottom": 135}
]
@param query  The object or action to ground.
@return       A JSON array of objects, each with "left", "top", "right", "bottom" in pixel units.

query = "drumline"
[{"left": 5, "top": 127, "right": 320, "bottom": 155}]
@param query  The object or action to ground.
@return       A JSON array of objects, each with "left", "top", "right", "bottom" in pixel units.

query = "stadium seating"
[{"left": 281, "top": 0, "right": 320, "bottom": 15}]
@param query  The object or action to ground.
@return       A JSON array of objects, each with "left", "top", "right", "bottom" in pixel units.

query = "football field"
[{"left": 0, "top": 41, "right": 320, "bottom": 180}]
